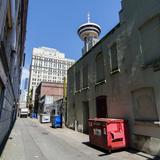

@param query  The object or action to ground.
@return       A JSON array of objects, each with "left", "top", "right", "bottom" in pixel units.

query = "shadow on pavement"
[
  {"left": 49, "top": 125, "right": 62, "bottom": 129},
  {"left": 149, "top": 157, "right": 160, "bottom": 160},
  {"left": 82, "top": 141, "right": 110, "bottom": 156},
  {"left": 128, "top": 149, "right": 160, "bottom": 160},
  {"left": 82, "top": 141, "right": 160, "bottom": 159},
  {"left": 82, "top": 141, "right": 130, "bottom": 156},
  {"left": 0, "top": 119, "right": 16, "bottom": 157}
]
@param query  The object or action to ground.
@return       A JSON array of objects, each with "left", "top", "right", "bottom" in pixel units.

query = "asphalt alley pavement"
[{"left": 0, "top": 118, "right": 155, "bottom": 160}]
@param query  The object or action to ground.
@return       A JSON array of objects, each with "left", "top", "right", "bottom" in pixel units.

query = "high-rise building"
[
  {"left": 28, "top": 47, "right": 75, "bottom": 104},
  {"left": 19, "top": 90, "right": 28, "bottom": 108},
  {"left": 24, "top": 78, "right": 29, "bottom": 90}
]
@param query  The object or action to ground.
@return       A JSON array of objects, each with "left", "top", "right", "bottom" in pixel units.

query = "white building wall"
[{"left": 29, "top": 47, "right": 75, "bottom": 102}]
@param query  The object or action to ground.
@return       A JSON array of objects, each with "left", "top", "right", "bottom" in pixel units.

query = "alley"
[{"left": 0, "top": 118, "right": 154, "bottom": 160}]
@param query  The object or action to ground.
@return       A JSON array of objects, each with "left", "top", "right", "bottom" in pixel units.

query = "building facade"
[
  {"left": 28, "top": 47, "right": 75, "bottom": 105},
  {"left": 34, "top": 82, "right": 63, "bottom": 113},
  {"left": 67, "top": 0, "right": 160, "bottom": 156},
  {"left": 19, "top": 90, "right": 28, "bottom": 109},
  {"left": 0, "top": 0, "right": 28, "bottom": 150},
  {"left": 24, "top": 77, "right": 29, "bottom": 90}
]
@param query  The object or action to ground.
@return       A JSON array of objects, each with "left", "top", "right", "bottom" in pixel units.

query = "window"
[
  {"left": 3, "top": 13, "right": 11, "bottom": 46},
  {"left": 139, "top": 15, "right": 160, "bottom": 65},
  {"left": 75, "top": 70, "right": 80, "bottom": 91},
  {"left": 0, "top": 80, "right": 5, "bottom": 117},
  {"left": 131, "top": 87, "right": 158, "bottom": 121},
  {"left": 83, "top": 64, "right": 88, "bottom": 88},
  {"left": 110, "top": 43, "right": 118, "bottom": 72},
  {"left": 96, "top": 53, "right": 105, "bottom": 82}
]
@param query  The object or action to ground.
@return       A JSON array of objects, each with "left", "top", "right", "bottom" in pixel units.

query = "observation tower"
[{"left": 77, "top": 14, "right": 101, "bottom": 55}]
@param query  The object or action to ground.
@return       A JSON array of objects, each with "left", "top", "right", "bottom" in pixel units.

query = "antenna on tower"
[{"left": 87, "top": 12, "right": 90, "bottom": 23}]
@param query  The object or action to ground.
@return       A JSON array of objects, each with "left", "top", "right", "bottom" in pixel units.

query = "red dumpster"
[{"left": 88, "top": 118, "right": 128, "bottom": 152}]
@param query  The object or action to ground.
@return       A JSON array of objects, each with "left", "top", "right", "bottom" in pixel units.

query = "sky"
[{"left": 21, "top": 0, "right": 121, "bottom": 89}]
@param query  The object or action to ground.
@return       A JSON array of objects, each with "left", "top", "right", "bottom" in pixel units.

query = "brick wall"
[{"left": 40, "top": 83, "right": 63, "bottom": 97}]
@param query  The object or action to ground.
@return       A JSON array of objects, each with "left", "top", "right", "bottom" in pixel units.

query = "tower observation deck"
[{"left": 78, "top": 14, "right": 101, "bottom": 55}]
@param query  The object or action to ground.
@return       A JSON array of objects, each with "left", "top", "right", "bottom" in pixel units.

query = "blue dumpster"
[
  {"left": 35, "top": 113, "right": 38, "bottom": 119},
  {"left": 31, "top": 112, "right": 37, "bottom": 119},
  {"left": 52, "top": 115, "right": 62, "bottom": 128},
  {"left": 31, "top": 112, "right": 35, "bottom": 118}
]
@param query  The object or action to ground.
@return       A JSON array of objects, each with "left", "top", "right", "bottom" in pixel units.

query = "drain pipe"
[{"left": 74, "top": 120, "right": 78, "bottom": 131}]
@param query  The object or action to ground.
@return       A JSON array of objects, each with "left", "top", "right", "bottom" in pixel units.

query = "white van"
[{"left": 19, "top": 108, "right": 29, "bottom": 118}]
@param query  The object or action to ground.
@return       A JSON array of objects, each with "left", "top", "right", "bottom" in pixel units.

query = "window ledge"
[
  {"left": 95, "top": 79, "right": 106, "bottom": 86},
  {"left": 74, "top": 90, "right": 81, "bottom": 94},
  {"left": 74, "top": 87, "right": 89, "bottom": 94},
  {"left": 154, "top": 121, "right": 160, "bottom": 126},
  {"left": 134, "top": 120, "right": 160, "bottom": 127},
  {"left": 110, "top": 68, "right": 120, "bottom": 75},
  {"left": 81, "top": 87, "right": 89, "bottom": 92},
  {"left": 153, "top": 63, "right": 160, "bottom": 72},
  {"left": 141, "top": 63, "right": 153, "bottom": 69},
  {"left": 141, "top": 58, "right": 160, "bottom": 72}
]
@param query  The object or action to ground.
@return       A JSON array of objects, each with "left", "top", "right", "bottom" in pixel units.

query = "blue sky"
[{"left": 21, "top": 0, "right": 121, "bottom": 88}]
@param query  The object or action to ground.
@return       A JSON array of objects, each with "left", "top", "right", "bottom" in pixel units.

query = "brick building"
[
  {"left": 67, "top": 0, "right": 160, "bottom": 156},
  {"left": 0, "top": 0, "right": 28, "bottom": 149},
  {"left": 28, "top": 47, "right": 75, "bottom": 107},
  {"left": 34, "top": 82, "right": 63, "bottom": 113}
]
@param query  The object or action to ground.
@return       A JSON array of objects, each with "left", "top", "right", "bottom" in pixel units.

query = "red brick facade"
[{"left": 36, "top": 82, "right": 63, "bottom": 98}]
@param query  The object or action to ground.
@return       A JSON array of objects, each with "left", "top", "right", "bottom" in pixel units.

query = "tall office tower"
[
  {"left": 78, "top": 14, "right": 101, "bottom": 55},
  {"left": 28, "top": 47, "right": 75, "bottom": 103},
  {"left": 24, "top": 78, "right": 29, "bottom": 90}
]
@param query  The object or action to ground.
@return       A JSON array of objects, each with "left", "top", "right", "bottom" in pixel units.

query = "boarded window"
[
  {"left": 96, "top": 53, "right": 105, "bottom": 82},
  {"left": 110, "top": 43, "right": 118, "bottom": 71},
  {"left": 75, "top": 70, "right": 80, "bottom": 91},
  {"left": 132, "top": 88, "right": 158, "bottom": 121},
  {"left": 139, "top": 15, "right": 160, "bottom": 65},
  {"left": 83, "top": 65, "right": 88, "bottom": 88}
]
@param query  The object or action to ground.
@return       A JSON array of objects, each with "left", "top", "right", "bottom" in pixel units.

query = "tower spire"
[{"left": 87, "top": 12, "right": 90, "bottom": 23}]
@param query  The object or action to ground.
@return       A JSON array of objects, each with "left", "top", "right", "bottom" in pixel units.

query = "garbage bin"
[
  {"left": 88, "top": 118, "right": 128, "bottom": 152},
  {"left": 30, "top": 112, "right": 35, "bottom": 118},
  {"left": 40, "top": 114, "right": 50, "bottom": 123},
  {"left": 52, "top": 115, "right": 62, "bottom": 128}
]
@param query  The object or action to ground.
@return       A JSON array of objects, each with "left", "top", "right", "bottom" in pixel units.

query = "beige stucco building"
[{"left": 67, "top": 0, "right": 160, "bottom": 156}]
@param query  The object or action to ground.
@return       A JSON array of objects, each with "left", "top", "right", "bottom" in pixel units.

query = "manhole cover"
[
  {"left": 41, "top": 132, "right": 49, "bottom": 135},
  {"left": 32, "top": 125, "right": 38, "bottom": 128}
]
